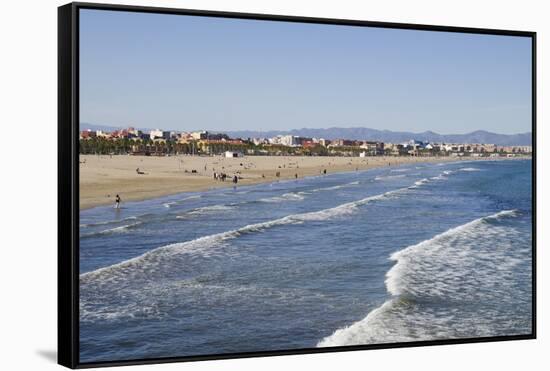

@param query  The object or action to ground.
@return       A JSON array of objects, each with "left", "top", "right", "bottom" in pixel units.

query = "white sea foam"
[
  {"left": 385, "top": 210, "right": 520, "bottom": 297},
  {"left": 174, "top": 204, "right": 235, "bottom": 219},
  {"left": 80, "top": 216, "right": 137, "bottom": 228},
  {"left": 260, "top": 192, "right": 306, "bottom": 203},
  {"left": 81, "top": 186, "right": 410, "bottom": 286},
  {"left": 80, "top": 221, "right": 142, "bottom": 237},
  {"left": 317, "top": 209, "right": 530, "bottom": 347},
  {"left": 306, "top": 181, "right": 361, "bottom": 194},
  {"left": 408, "top": 178, "right": 430, "bottom": 188},
  {"left": 460, "top": 167, "right": 481, "bottom": 172},
  {"left": 322, "top": 181, "right": 361, "bottom": 191},
  {"left": 82, "top": 177, "right": 485, "bottom": 323},
  {"left": 80, "top": 220, "right": 112, "bottom": 228},
  {"left": 162, "top": 195, "right": 201, "bottom": 208},
  {"left": 190, "top": 204, "right": 234, "bottom": 213}
]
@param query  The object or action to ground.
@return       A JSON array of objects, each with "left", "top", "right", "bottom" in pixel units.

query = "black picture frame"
[{"left": 58, "top": 2, "right": 537, "bottom": 368}]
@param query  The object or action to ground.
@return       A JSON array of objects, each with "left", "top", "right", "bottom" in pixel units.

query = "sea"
[{"left": 79, "top": 158, "right": 533, "bottom": 363}]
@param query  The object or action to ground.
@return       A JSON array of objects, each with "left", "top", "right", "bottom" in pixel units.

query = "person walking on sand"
[{"left": 114, "top": 194, "right": 121, "bottom": 209}]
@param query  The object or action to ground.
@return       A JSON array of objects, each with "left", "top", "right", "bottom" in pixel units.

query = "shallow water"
[{"left": 79, "top": 159, "right": 532, "bottom": 362}]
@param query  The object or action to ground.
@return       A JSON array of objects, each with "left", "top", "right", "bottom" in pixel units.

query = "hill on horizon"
[
  {"left": 80, "top": 123, "right": 532, "bottom": 146},
  {"left": 227, "top": 127, "right": 532, "bottom": 146}
]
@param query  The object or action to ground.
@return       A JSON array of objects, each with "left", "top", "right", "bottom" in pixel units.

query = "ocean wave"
[
  {"left": 385, "top": 210, "right": 520, "bottom": 297},
  {"left": 459, "top": 167, "right": 481, "bottom": 172},
  {"left": 80, "top": 220, "right": 112, "bottom": 228},
  {"left": 80, "top": 277, "right": 328, "bottom": 323},
  {"left": 408, "top": 169, "right": 461, "bottom": 188},
  {"left": 289, "top": 180, "right": 361, "bottom": 195},
  {"left": 162, "top": 195, "right": 201, "bottom": 208},
  {"left": 80, "top": 216, "right": 137, "bottom": 228},
  {"left": 176, "top": 204, "right": 235, "bottom": 218},
  {"left": 321, "top": 181, "right": 360, "bottom": 191},
  {"left": 79, "top": 178, "right": 443, "bottom": 322},
  {"left": 408, "top": 178, "right": 430, "bottom": 189},
  {"left": 80, "top": 221, "right": 143, "bottom": 238},
  {"left": 317, "top": 209, "right": 530, "bottom": 347},
  {"left": 260, "top": 192, "right": 306, "bottom": 203},
  {"left": 81, "top": 186, "right": 411, "bottom": 286}
]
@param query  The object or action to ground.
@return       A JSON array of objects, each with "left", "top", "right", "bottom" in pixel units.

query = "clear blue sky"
[{"left": 80, "top": 9, "right": 532, "bottom": 134}]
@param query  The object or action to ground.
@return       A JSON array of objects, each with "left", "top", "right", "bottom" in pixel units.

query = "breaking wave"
[
  {"left": 162, "top": 195, "right": 201, "bottom": 208},
  {"left": 318, "top": 209, "right": 531, "bottom": 346},
  {"left": 408, "top": 178, "right": 430, "bottom": 188},
  {"left": 79, "top": 186, "right": 410, "bottom": 322},
  {"left": 80, "top": 216, "right": 138, "bottom": 228},
  {"left": 180, "top": 204, "right": 235, "bottom": 216},
  {"left": 80, "top": 184, "right": 413, "bottom": 290},
  {"left": 80, "top": 221, "right": 143, "bottom": 238},
  {"left": 261, "top": 181, "right": 362, "bottom": 203},
  {"left": 260, "top": 192, "right": 306, "bottom": 203}
]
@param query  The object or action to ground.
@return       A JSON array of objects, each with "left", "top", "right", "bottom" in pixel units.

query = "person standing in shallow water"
[{"left": 114, "top": 194, "right": 121, "bottom": 209}]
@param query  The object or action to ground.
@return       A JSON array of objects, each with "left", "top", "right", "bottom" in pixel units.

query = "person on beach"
[
  {"left": 114, "top": 194, "right": 121, "bottom": 209},
  {"left": 295, "top": 173, "right": 298, "bottom": 179},
  {"left": 233, "top": 175, "right": 238, "bottom": 184}
]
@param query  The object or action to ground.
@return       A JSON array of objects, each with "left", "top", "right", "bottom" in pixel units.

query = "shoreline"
[{"left": 79, "top": 155, "right": 528, "bottom": 210}]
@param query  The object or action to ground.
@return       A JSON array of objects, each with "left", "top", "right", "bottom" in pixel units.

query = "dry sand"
[{"left": 79, "top": 154, "right": 470, "bottom": 210}]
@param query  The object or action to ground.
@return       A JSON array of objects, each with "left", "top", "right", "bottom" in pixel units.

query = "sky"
[{"left": 79, "top": 9, "right": 532, "bottom": 135}]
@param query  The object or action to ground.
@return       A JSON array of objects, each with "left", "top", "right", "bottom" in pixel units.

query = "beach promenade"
[{"left": 80, "top": 154, "right": 478, "bottom": 209}]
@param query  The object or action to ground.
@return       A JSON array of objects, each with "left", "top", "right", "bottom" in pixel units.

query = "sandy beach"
[{"left": 80, "top": 154, "right": 478, "bottom": 209}]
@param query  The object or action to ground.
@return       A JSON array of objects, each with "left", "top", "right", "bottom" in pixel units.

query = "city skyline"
[
  {"left": 80, "top": 9, "right": 532, "bottom": 135},
  {"left": 80, "top": 122, "right": 532, "bottom": 136}
]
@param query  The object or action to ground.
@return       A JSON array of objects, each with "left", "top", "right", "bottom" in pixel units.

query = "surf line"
[
  {"left": 80, "top": 182, "right": 422, "bottom": 281},
  {"left": 316, "top": 209, "right": 520, "bottom": 347}
]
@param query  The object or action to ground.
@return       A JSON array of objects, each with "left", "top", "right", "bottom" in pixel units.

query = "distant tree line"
[{"left": 79, "top": 138, "right": 352, "bottom": 156}]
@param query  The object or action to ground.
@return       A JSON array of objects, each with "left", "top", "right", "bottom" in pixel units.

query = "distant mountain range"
[
  {"left": 226, "top": 128, "right": 532, "bottom": 146},
  {"left": 80, "top": 123, "right": 532, "bottom": 146}
]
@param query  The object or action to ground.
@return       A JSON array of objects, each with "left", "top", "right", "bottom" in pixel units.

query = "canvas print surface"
[{"left": 78, "top": 9, "right": 533, "bottom": 363}]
